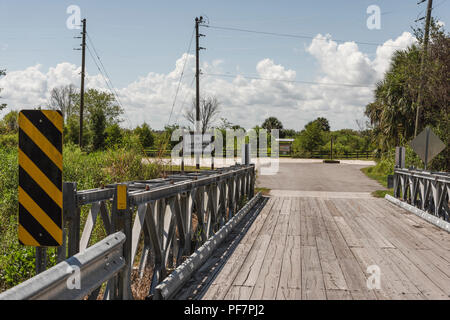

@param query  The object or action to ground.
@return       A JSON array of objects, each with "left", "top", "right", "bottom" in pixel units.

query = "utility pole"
[
  {"left": 414, "top": 0, "right": 433, "bottom": 137},
  {"left": 195, "top": 16, "right": 205, "bottom": 169},
  {"left": 79, "top": 18, "right": 86, "bottom": 148}
]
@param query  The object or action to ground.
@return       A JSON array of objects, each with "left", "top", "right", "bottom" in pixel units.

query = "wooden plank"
[
  {"left": 280, "top": 198, "right": 291, "bottom": 215},
  {"left": 301, "top": 199, "right": 317, "bottom": 247},
  {"left": 231, "top": 199, "right": 281, "bottom": 290},
  {"left": 383, "top": 247, "right": 448, "bottom": 300},
  {"left": 361, "top": 200, "right": 450, "bottom": 290},
  {"left": 224, "top": 285, "right": 253, "bottom": 300},
  {"left": 332, "top": 199, "right": 368, "bottom": 246},
  {"left": 393, "top": 247, "right": 450, "bottom": 296},
  {"left": 301, "top": 245, "right": 326, "bottom": 300},
  {"left": 326, "top": 290, "right": 352, "bottom": 300},
  {"left": 287, "top": 209, "right": 301, "bottom": 236},
  {"left": 333, "top": 216, "right": 362, "bottom": 248},
  {"left": 373, "top": 199, "right": 450, "bottom": 256},
  {"left": 201, "top": 198, "right": 276, "bottom": 299},
  {"left": 343, "top": 199, "right": 395, "bottom": 249},
  {"left": 321, "top": 198, "right": 426, "bottom": 300},
  {"left": 273, "top": 213, "right": 289, "bottom": 235},
  {"left": 276, "top": 235, "right": 301, "bottom": 300},
  {"left": 233, "top": 234, "right": 272, "bottom": 287},
  {"left": 259, "top": 199, "right": 281, "bottom": 235},
  {"left": 358, "top": 200, "right": 428, "bottom": 250},
  {"left": 291, "top": 197, "right": 300, "bottom": 212},
  {"left": 320, "top": 200, "right": 377, "bottom": 299},
  {"left": 338, "top": 257, "right": 378, "bottom": 300},
  {"left": 251, "top": 233, "right": 287, "bottom": 300},
  {"left": 314, "top": 198, "right": 348, "bottom": 292},
  {"left": 316, "top": 236, "right": 348, "bottom": 292},
  {"left": 356, "top": 201, "right": 450, "bottom": 298},
  {"left": 351, "top": 247, "right": 399, "bottom": 300},
  {"left": 418, "top": 249, "right": 450, "bottom": 278}
]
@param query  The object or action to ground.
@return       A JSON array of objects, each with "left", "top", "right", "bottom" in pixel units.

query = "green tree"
[
  {"left": 134, "top": 122, "right": 154, "bottom": 148},
  {"left": 64, "top": 114, "right": 89, "bottom": 146},
  {"left": 281, "top": 128, "right": 297, "bottom": 138},
  {"left": 293, "top": 121, "right": 324, "bottom": 155},
  {"left": 1, "top": 110, "right": 19, "bottom": 133},
  {"left": 90, "top": 107, "right": 106, "bottom": 150},
  {"left": 306, "top": 117, "right": 330, "bottom": 132},
  {"left": 262, "top": 117, "right": 283, "bottom": 133},
  {"left": 105, "top": 124, "right": 123, "bottom": 147},
  {"left": 71, "top": 89, "right": 123, "bottom": 126},
  {"left": 67, "top": 89, "right": 123, "bottom": 149}
]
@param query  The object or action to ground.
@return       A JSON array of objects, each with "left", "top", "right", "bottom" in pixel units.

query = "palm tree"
[{"left": 261, "top": 117, "right": 283, "bottom": 133}]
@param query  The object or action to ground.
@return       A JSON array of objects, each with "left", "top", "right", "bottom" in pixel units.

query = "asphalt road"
[{"left": 256, "top": 161, "right": 384, "bottom": 193}]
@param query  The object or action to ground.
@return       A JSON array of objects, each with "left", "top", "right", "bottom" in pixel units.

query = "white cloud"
[{"left": 0, "top": 32, "right": 417, "bottom": 131}]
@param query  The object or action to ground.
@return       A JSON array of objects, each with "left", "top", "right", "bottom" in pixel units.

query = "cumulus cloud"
[
  {"left": 0, "top": 32, "right": 417, "bottom": 130},
  {"left": 0, "top": 62, "right": 106, "bottom": 110}
]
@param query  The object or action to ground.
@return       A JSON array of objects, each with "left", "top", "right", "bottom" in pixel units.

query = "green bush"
[
  {"left": 0, "top": 133, "right": 18, "bottom": 148},
  {"left": 0, "top": 245, "right": 35, "bottom": 288}
]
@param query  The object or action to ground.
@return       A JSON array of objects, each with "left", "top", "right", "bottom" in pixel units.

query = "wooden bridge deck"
[{"left": 182, "top": 195, "right": 450, "bottom": 300}]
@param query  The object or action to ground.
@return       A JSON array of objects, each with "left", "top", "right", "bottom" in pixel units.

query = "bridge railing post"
[
  {"left": 112, "top": 184, "right": 133, "bottom": 300},
  {"left": 60, "top": 182, "right": 79, "bottom": 260},
  {"left": 64, "top": 182, "right": 80, "bottom": 258}
]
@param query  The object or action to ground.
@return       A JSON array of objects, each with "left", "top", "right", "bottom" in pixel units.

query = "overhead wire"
[
  {"left": 85, "top": 32, "right": 133, "bottom": 128},
  {"left": 203, "top": 72, "right": 375, "bottom": 88},
  {"left": 167, "top": 28, "right": 195, "bottom": 126},
  {"left": 203, "top": 24, "right": 407, "bottom": 48}
]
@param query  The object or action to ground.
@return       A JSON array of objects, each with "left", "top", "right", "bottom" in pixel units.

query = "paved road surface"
[{"left": 257, "top": 161, "right": 383, "bottom": 193}]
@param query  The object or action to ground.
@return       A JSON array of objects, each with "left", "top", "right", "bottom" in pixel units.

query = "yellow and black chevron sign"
[{"left": 18, "top": 110, "right": 63, "bottom": 247}]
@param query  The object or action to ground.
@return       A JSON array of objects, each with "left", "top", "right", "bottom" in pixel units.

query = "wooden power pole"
[
  {"left": 195, "top": 16, "right": 205, "bottom": 169},
  {"left": 79, "top": 18, "right": 86, "bottom": 148},
  {"left": 414, "top": 0, "right": 433, "bottom": 137}
]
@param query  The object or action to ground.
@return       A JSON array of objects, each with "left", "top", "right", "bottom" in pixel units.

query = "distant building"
[{"left": 276, "top": 138, "right": 294, "bottom": 156}]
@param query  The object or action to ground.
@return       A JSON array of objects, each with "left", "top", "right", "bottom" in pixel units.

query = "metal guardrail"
[
  {"left": 1, "top": 164, "right": 256, "bottom": 300},
  {"left": 0, "top": 232, "right": 125, "bottom": 300},
  {"left": 393, "top": 168, "right": 450, "bottom": 222}
]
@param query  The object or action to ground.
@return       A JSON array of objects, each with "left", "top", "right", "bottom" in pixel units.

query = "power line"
[
  {"left": 85, "top": 44, "right": 133, "bottom": 128},
  {"left": 85, "top": 33, "right": 133, "bottom": 128},
  {"left": 174, "top": 75, "right": 196, "bottom": 125},
  {"left": 203, "top": 25, "right": 406, "bottom": 48},
  {"left": 167, "top": 28, "right": 195, "bottom": 125},
  {"left": 203, "top": 72, "right": 375, "bottom": 88}
]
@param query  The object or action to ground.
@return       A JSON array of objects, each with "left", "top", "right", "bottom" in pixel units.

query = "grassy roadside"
[{"left": 360, "top": 166, "right": 393, "bottom": 198}]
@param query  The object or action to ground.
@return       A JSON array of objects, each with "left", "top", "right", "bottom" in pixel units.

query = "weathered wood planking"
[{"left": 197, "top": 195, "right": 450, "bottom": 300}]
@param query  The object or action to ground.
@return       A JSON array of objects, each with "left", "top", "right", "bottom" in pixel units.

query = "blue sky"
[{"left": 1, "top": 1, "right": 448, "bottom": 130}]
